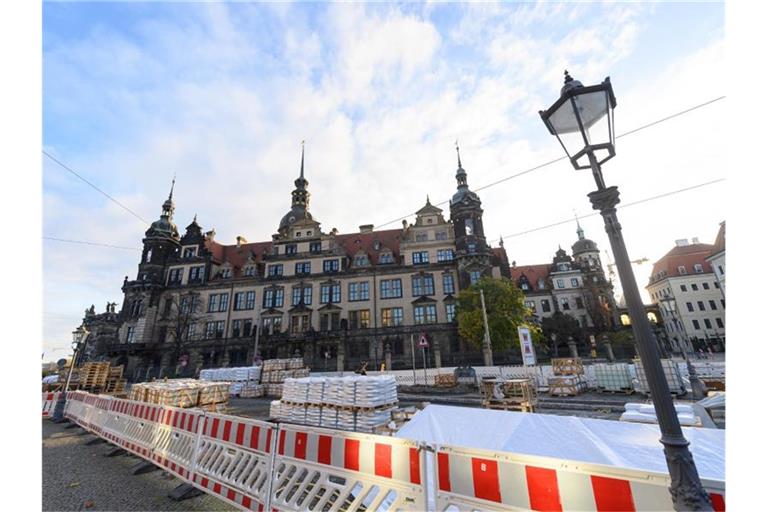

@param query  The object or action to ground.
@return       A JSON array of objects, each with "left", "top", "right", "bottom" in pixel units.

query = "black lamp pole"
[
  {"left": 51, "top": 325, "right": 90, "bottom": 422},
  {"left": 539, "top": 72, "right": 712, "bottom": 511}
]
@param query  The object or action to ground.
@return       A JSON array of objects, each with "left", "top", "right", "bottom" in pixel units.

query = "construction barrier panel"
[
  {"left": 42, "top": 392, "right": 60, "bottom": 417},
  {"left": 54, "top": 392, "right": 725, "bottom": 512},
  {"left": 271, "top": 423, "right": 428, "bottom": 511},
  {"left": 433, "top": 443, "right": 726, "bottom": 512},
  {"left": 188, "top": 412, "right": 276, "bottom": 511}
]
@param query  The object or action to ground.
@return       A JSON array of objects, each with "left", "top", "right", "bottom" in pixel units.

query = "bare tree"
[{"left": 160, "top": 290, "right": 208, "bottom": 377}]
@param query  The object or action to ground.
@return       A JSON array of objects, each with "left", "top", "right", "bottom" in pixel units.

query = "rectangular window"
[
  {"left": 435, "top": 231, "right": 448, "bottom": 241},
  {"left": 207, "top": 293, "right": 229, "bottom": 313},
  {"left": 469, "top": 271, "right": 481, "bottom": 285},
  {"left": 677, "top": 266, "right": 687, "bottom": 275},
  {"left": 285, "top": 244, "right": 297, "bottom": 255},
  {"left": 348, "top": 282, "right": 370, "bottom": 301},
  {"left": 412, "top": 251, "right": 429, "bottom": 264},
  {"left": 168, "top": 268, "right": 183, "bottom": 284},
  {"left": 323, "top": 259, "right": 339, "bottom": 273},
  {"left": 233, "top": 291, "right": 254, "bottom": 311},
  {"left": 378, "top": 252, "right": 394, "bottom": 264},
  {"left": 715, "top": 318, "right": 723, "bottom": 328},
  {"left": 721, "top": 299, "right": 725, "bottom": 308},
  {"left": 467, "top": 243, "right": 476, "bottom": 254},
  {"left": 183, "top": 246, "right": 197, "bottom": 258},
  {"left": 185, "top": 324, "right": 196, "bottom": 341},
  {"left": 714, "top": 281, "right": 720, "bottom": 289},
  {"left": 349, "top": 310, "right": 371, "bottom": 329},
  {"left": 686, "top": 302, "right": 694, "bottom": 312},
  {"left": 524, "top": 300, "right": 536, "bottom": 312},
  {"left": 412, "top": 274, "right": 435, "bottom": 296},
  {"left": 694, "top": 264, "right": 704, "bottom": 273},
  {"left": 445, "top": 303, "right": 456, "bottom": 322},
  {"left": 680, "top": 284, "right": 687, "bottom": 292},
  {"left": 704, "top": 318, "right": 712, "bottom": 329},
  {"left": 295, "top": 262, "right": 311, "bottom": 275},
  {"left": 220, "top": 268, "right": 231, "bottom": 278},
  {"left": 571, "top": 278, "right": 579, "bottom": 287},
  {"left": 698, "top": 301, "right": 705, "bottom": 311},
  {"left": 244, "top": 266, "right": 257, "bottom": 277},
  {"left": 303, "top": 286, "right": 312, "bottom": 305},
  {"left": 292, "top": 287, "right": 302, "bottom": 306},
  {"left": 691, "top": 283, "right": 699, "bottom": 291},
  {"left": 261, "top": 316, "right": 282, "bottom": 334},
  {"left": 380, "top": 279, "right": 403, "bottom": 299},
  {"left": 709, "top": 300, "right": 717, "bottom": 310},
  {"left": 205, "top": 321, "right": 225, "bottom": 339},
  {"left": 381, "top": 307, "right": 404, "bottom": 327},
  {"left": 556, "top": 279, "right": 565, "bottom": 289},
  {"left": 437, "top": 249, "right": 455, "bottom": 262},
  {"left": 320, "top": 313, "right": 340, "bottom": 331},
  {"left": 415, "top": 233, "right": 428, "bottom": 242},
  {"left": 702, "top": 282, "right": 710, "bottom": 290},
  {"left": 443, "top": 274, "right": 455, "bottom": 295},
  {"left": 309, "top": 242, "right": 322, "bottom": 254},
  {"left": 189, "top": 266, "right": 205, "bottom": 283},
  {"left": 561, "top": 298, "right": 570, "bottom": 311},
  {"left": 232, "top": 319, "right": 241, "bottom": 338},
  {"left": 320, "top": 284, "right": 341, "bottom": 303},
  {"left": 575, "top": 297, "right": 584, "bottom": 309},
  {"left": 718, "top": 265, "right": 724, "bottom": 275},
  {"left": 541, "top": 300, "right": 551, "bottom": 313},
  {"left": 414, "top": 305, "right": 437, "bottom": 324},
  {"left": 180, "top": 295, "right": 198, "bottom": 314},
  {"left": 290, "top": 314, "right": 310, "bottom": 334},
  {"left": 262, "top": 288, "right": 284, "bottom": 308},
  {"left": 289, "top": 286, "right": 312, "bottom": 306},
  {"left": 126, "top": 326, "right": 135, "bottom": 343},
  {"left": 692, "top": 319, "right": 700, "bottom": 330},
  {"left": 267, "top": 264, "right": 283, "bottom": 277}
]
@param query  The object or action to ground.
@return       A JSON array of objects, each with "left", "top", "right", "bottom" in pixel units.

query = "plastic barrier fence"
[
  {"left": 58, "top": 392, "right": 725, "bottom": 511},
  {"left": 42, "top": 392, "right": 60, "bottom": 417}
]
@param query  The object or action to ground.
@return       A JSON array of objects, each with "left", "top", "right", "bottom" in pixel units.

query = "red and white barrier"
[
  {"left": 56, "top": 392, "right": 725, "bottom": 512},
  {"left": 42, "top": 392, "right": 60, "bottom": 417},
  {"left": 433, "top": 443, "right": 726, "bottom": 511},
  {"left": 272, "top": 423, "right": 427, "bottom": 511}
]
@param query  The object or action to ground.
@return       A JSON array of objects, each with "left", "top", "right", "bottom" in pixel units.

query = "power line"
[
  {"left": 43, "top": 150, "right": 150, "bottom": 225},
  {"left": 42, "top": 236, "right": 141, "bottom": 251},
  {"left": 373, "top": 95, "right": 725, "bottom": 229},
  {"left": 500, "top": 178, "right": 725, "bottom": 240}
]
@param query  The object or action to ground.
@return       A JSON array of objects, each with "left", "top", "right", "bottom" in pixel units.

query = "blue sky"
[{"left": 42, "top": 1, "right": 725, "bottom": 359}]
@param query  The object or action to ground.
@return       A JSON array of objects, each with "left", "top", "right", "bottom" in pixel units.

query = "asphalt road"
[{"left": 42, "top": 420, "right": 236, "bottom": 512}]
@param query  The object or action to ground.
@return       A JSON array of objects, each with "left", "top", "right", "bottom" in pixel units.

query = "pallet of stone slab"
[
  {"left": 434, "top": 374, "right": 457, "bottom": 387},
  {"left": 264, "top": 383, "right": 284, "bottom": 397},
  {"left": 238, "top": 384, "right": 265, "bottom": 398},
  {"left": 197, "top": 382, "right": 231, "bottom": 406},
  {"left": 595, "top": 363, "right": 634, "bottom": 393},
  {"left": 548, "top": 375, "right": 589, "bottom": 396},
  {"left": 482, "top": 398, "right": 536, "bottom": 413},
  {"left": 552, "top": 358, "right": 584, "bottom": 376},
  {"left": 701, "top": 378, "right": 725, "bottom": 392},
  {"left": 480, "top": 378, "right": 537, "bottom": 404},
  {"left": 633, "top": 358, "right": 686, "bottom": 396}
]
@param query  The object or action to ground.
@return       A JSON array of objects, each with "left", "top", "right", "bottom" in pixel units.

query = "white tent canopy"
[{"left": 395, "top": 404, "right": 724, "bottom": 482}]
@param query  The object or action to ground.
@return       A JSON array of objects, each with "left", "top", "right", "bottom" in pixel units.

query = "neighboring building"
[
  {"left": 706, "top": 221, "right": 725, "bottom": 297},
  {"left": 80, "top": 302, "right": 122, "bottom": 365},
  {"left": 97, "top": 147, "right": 511, "bottom": 380},
  {"left": 510, "top": 221, "right": 617, "bottom": 334},
  {"left": 647, "top": 238, "right": 725, "bottom": 353}
]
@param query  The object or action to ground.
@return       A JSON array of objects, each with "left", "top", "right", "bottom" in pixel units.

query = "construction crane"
[{"left": 605, "top": 251, "right": 648, "bottom": 280}]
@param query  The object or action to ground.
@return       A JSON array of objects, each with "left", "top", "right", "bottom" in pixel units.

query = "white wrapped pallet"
[
  {"left": 355, "top": 407, "right": 396, "bottom": 433},
  {"left": 338, "top": 409, "right": 356, "bottom": 431},
  {"left": 306, "top": 377, "right": 326, "bottom": 404},
  {"left": 594, "top": 363, "right": 634, "bottom": 392},
  {"left": 269, "top": 400, "right": 285, "bottom": 420},
  {"left": 306, "top": 405, "right": 322, "bottom": 426},
  {"left": 634, "top": 358, "right": 685, "bottom": 395},
  {"left": 324, "top": 379, "right": 342, "bottom": 406},
  {"left": 320, "top": 407, "right": 338, "bottom": 429}
]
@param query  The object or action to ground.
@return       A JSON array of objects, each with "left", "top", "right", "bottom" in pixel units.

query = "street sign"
[
  {"left": 518, "top": 327, "right": 537, "bottom": 366},
  {"left": 418, "top": 335, "right": 429, "bottom": 349}
]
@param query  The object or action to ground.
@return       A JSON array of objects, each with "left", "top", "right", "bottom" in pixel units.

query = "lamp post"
[
  {"left": 479, "top": 289, "right": 494, "bottom": 366},
  {"left": 51, "top": 324, "right": 90, "bottom": 422},
  {"left": 539, "top": 71, "right": 712, "bottom": 510}
]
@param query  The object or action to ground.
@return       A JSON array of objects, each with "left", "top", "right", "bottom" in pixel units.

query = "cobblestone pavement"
[{"left": 42, "top": 420, "right": 236, "bottom": 512}]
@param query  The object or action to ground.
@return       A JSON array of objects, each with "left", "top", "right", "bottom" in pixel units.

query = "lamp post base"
[{"left": 51, "top": 392, "right": 68, "bottom": 422}]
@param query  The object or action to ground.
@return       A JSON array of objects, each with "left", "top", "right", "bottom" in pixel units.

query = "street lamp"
[
  {"left": 539, "top": 71, "right": 712, "bottom": 510},
  {"left": 51, "top": 324, "right": 90, "bottom": 422}
]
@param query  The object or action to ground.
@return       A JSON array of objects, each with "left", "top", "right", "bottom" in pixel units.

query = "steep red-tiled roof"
[
  {"left": 648, "top": 243, "right": 715, "bottom": 285},
  {"left": 334, "top": 228, "right": 403, "bottom": 264},
  {"left": 510, "top": 263, "right": 551, "bottom": 290},
  {"left": 708, "top": 222, "right": 725, "bottom": 258},
  {"left": 206, "top": 240, "right": 272, "bottom": 269}
]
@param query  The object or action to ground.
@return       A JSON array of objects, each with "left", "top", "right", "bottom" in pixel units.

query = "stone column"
[
  {"left": 601, "top": 335, "right": 615, "bottom": 362},
  {"left": 433, "top": 338, "right": 442, "bottom": 369},
  {"left": 567, "top": 336, "right": 579, "bottom": 358},
  {"left": 384, "top": 343, "right": 392, "bottom": 371},
  {"left": 160, "top": 352, "right": 172, "bottom": 378}
]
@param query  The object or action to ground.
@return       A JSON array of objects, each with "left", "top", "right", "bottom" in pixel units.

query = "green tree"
[
  {"left": 456, "top": 277, "right": 541, "bottom": 351},
  {"left": 541, "top": 311, "right": 582, "bottom": 343}
]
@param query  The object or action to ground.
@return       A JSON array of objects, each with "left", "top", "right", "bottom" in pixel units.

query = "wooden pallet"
[
  {"left": 482, "top": 399, "right": 536, "bottom": 412},
  {"left": 552, "top": 358, "right": 584, "bottom": 376}
]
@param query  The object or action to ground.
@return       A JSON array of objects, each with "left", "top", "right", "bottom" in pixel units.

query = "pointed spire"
[
  {"left": 193, "top": 213, "right": 197, "bottom": 223},
  {"left": 455, "top": 140, "right": 463, "bottom": 169},
  {"left": 426, "top": 195, "right": 431, "bottom": 205},
  {"left": 300, "top": 140, "right": 305, "bottom": 180},
  {"left": 574, "top": 210, "right": 585, "bottom": 240},
  {"left": 499, "top": 236, "right": 504, "bottom": 248},
  {"left": 168, "top": 173, "right": 176, "bottom": 200}
]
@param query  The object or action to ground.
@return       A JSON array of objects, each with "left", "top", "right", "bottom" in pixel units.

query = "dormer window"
[
  {"left": 379, "top": 252, "right": 394, "bottom": 264},
  {"left": 286, "top": 244, "right": 297, "bottom": 255},
  {"left": 353, "top": 254, "right": 370, "bottom": 267},
  {"left": 183, "top": 246, "right": 197, "bottom": 258},
  {"left": 694, "top": 264, "right": 704, "bottom": 273},
  {"left": 415, "top": 233, "right": 428, "bottom": 242},
  {"left": 309, "top": 242, "right": 322, "bottom": 253},
  {"left": 220, "top": 268, "right": 231, "bottom": 279},
  {"left": 435, "top": 231, "right": 448, "bottom": 241},
  {"left": 373, "top": 241, "right": 381, "bottom": 251},
  {"left": 244, "top": 266, "right": 256, "bottom": 277},
  {"left": 677, "top": 265, "right": 687, "bottom": 275},
  {"left": 520, "top": 282, "right": 530, "bottom": 291},
  {"left": 537, "top": 278, "right": 546, "bottom": 290}
]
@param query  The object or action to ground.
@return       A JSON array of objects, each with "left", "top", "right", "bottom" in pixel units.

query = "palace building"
[{"left": 95, "top": 147, "right": 512, "bottom": 380}]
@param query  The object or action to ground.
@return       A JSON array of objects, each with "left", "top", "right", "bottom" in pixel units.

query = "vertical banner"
[{"left": 518, "top": 326, "right": 536, "bottom": 366}]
